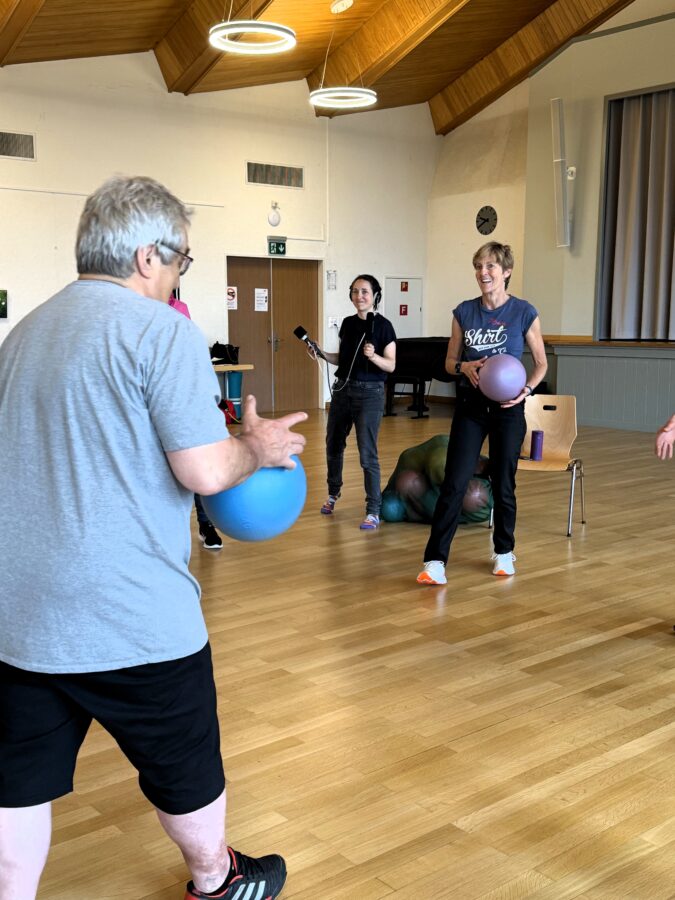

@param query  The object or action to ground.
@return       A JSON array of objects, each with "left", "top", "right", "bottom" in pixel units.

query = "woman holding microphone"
[{"left": 313, "top": 275, "right": 396, "bottom": 530}]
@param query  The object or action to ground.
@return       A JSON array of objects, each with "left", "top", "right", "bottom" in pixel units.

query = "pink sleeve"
[{"left": 169, "top": 298, "right": 192, "bottom": 319}]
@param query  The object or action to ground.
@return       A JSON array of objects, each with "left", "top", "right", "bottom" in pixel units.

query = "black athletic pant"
[{"left": 424, "top": 386, "right": 526, "bottom": 564}]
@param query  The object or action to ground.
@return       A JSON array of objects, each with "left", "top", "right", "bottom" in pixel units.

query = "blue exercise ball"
[
  {"left": 381, "top": 491, "right": 406, "bottom": 522},
  {"left": 201, "top": 456, "right": 306, "bottom": 542}
]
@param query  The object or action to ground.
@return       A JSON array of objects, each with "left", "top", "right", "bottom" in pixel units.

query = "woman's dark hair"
[{"left": 349, "top": 274, "right": 382, "bottom": 309}]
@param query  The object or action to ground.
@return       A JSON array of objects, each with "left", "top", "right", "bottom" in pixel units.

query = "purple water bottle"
[{"left": 530, "top": 430, "right": 544, "bottom": 461}]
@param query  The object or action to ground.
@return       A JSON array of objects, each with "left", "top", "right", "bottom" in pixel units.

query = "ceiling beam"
[
  {"left": 428, "top": 0, "right": 636, "bottom": 135},
  {"left": 0, "top": 0, "right": 46, "bottom": 65},
  {"left": 154, "top": 0, "right": 274, "bottom": 94},
  {"left": 306, "top": 0, "right": 472, "bottom": 93}
]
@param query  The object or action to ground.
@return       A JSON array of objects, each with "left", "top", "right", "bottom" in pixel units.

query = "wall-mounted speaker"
[{"left": 550, "top": 98, "right": 571, "bottom": 248}]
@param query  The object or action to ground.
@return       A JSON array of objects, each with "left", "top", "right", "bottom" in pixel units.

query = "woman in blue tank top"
[{"left": 417, "top": 242, "right": 548, "bottom": 585}]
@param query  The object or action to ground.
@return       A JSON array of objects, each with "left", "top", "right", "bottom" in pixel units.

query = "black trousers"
[
  {"left": 424, "top": 386, "right": 526, "bottom": 564},
  {"left": 326, "top": 380, "right": 385, "bottom": 516}
]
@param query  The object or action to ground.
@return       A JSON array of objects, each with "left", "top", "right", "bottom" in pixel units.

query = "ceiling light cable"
[{"left": 309, "top": 3, "right": 378, "bottom": 110}]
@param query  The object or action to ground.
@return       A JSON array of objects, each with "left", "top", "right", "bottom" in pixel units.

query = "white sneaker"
[
  {"left": 417, "top": 560, "right": 447, "bottom": 585},
  {"left": 492, "top": 552, "right": 516, "bottom": 576}
]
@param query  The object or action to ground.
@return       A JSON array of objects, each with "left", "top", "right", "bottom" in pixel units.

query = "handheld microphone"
[{"left": 293, "top": 325, "right": 326, "bottom": 360}]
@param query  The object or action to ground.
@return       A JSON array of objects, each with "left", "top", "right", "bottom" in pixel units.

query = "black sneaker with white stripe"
[
  {"left": 184, "top": 846, "right": 287, "bottom": 899},
  {"left": 199, "top": 521, "right": 223, "bottom": 550}
]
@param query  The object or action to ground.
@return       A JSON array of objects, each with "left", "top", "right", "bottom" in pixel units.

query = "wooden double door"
[{"left": 226, "top": 256, "right": 320, "bottom": 413}]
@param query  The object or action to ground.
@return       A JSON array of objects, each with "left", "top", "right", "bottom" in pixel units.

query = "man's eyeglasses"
[{"left": 156, "top": 240, "right": 194, "bottom": 276}]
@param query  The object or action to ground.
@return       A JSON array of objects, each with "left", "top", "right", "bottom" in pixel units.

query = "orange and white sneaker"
[
  {"left": 416, "top": 560, "right": 447, "bottom": 585},
  {"left": 492, "top": 552, "right": 516, "bottom": 576}
]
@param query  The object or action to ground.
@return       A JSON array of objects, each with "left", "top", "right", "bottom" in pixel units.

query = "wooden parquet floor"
[{"left": 39, "top": 405, "right": 675, "bottom": 899}]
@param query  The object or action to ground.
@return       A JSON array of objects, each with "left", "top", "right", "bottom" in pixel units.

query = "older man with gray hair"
[{"left": 0, "top": 175, "right": 303, "bottom": 900}]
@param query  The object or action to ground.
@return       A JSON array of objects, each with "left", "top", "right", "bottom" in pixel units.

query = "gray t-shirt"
[{"left": 0, "top": 279, "right": 228, "bottom": 673}]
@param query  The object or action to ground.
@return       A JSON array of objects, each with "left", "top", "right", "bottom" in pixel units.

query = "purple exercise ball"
[
  {"left": 478, "top": 354, "right": 527, "bottom": 402},
  {"left": 462, "top": 478, "right": 491, "bottom": 514},
  {"left": 395, "top": 469, "right": 430, "bottom": 499}
]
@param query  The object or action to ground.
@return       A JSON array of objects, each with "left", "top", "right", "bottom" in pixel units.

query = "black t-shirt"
[{"left": 335, "top": 313, "right": 396, "bottom": 383}]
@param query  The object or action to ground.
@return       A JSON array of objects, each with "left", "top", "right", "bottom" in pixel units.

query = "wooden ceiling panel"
[
  {"left": 155, "top": 0, "right": 275, "bottom": 94},
  {"left": 428, "top": 0, "right": 636, "bottom": 134},
  {"left": 0, "top": 0, "right": 635, "bottom": 132},
  {"left": 194, "top": 0, "right": 389, "bottom": 94},
  {"left": 369, "top": 0, "right": 556, "bottom": 110},
  {"left": 0, "top": 0, "right": 47, "bottom": 64},
  {"left": 6, "top": 0, "right": 192, "bottom": 64},
  {"left": 304, "top": 0, "right": 475, "bottom": 94}
]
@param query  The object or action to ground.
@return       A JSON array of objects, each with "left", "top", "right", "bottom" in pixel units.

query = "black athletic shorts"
[{"left": 0, "top": 642, "right": 225, "bottom": 814}]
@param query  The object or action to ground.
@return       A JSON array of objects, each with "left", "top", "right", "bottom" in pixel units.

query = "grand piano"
[{"left": 385, "top": 336, "right": 456, "bottom": 418}]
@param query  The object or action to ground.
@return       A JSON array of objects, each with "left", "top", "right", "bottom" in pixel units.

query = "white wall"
[
  {"left": 0, "top": 52, "right": 439, "bottom": 406},
  {"left": 322, "top": 106, "right": 440, "bottom": 359},
  {"left": 427, "top": 81, "right": 529, "bottom": 336},
  {"left": 424, "top": 82, "right": 529, "bottom": 396},
  {"left": 424, "top": 0, "right": 675, "bottom": 349},
  {"left": 523, "top": 8, "right": 675, "bottom": 335},
  {"left": 593, "top": 0, "right": 674, "bottom": 30}
]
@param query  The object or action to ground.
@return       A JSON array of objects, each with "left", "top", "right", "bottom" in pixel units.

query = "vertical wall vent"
[{"left": 0, "top": 131, "right": 36, "bottom": 160}]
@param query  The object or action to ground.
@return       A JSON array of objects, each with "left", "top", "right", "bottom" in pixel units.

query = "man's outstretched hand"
[{"left": 239, "top": 395, "right": 308, "bottom": 469}]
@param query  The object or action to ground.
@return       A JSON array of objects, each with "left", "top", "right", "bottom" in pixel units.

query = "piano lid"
[{"left": 392, "top": 336, "right": 454, "bottom": 383}]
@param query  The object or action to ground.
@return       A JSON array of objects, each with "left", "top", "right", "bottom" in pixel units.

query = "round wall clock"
[{"left": 476, "top": 205, "right": 497, "bottom": 235}]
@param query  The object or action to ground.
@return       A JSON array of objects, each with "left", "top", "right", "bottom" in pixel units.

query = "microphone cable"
[
  {"left": 297, "top": 322, "right": 370, "bottom": 400},
  {"left": 304, "top": 333, "right": 366, "bottom": 401},
  {"left": 329, "top": 333, "right": 365, "bottom": 398}
]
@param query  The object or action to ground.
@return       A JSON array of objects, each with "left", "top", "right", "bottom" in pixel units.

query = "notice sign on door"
[
  {"left": 400, "top": 281, "right": 408, "bottom": 292},
  {"left": 254, "top": 288, "right": 269, "bottom": 312},
  {"left": 226, "top": 286, "right": 237, "bottom": 310},
  {"left": 400, "top": 304, "right": 408, "bottom": 316}
]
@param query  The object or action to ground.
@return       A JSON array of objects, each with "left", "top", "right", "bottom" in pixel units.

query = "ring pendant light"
[
  {"left": 208, "top": 20, "right": 296, "bottom": 55},
  {"left": 309, "top": 2, "right": 377, "bottom": 111},
  {"left": 309, "top": 86, "right": 377, "bottom": 109}
]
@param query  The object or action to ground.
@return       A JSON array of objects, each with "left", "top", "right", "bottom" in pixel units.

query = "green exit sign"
[{"left": 267, "top": 238, "right": 286, "bottom": 256}]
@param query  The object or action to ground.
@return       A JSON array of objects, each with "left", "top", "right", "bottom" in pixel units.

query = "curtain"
[{"left": 598, "top": 88, "right": 675, "bottom": 340}]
